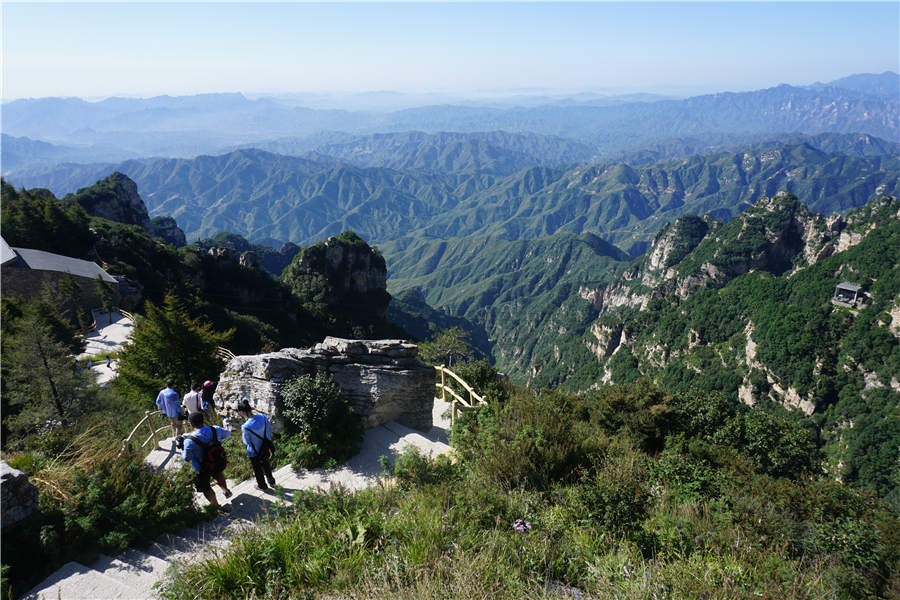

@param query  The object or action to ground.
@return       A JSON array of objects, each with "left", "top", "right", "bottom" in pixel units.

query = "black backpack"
[
  {"left": 189, "top": 426, "right": 228, "bottom": 474},
  {"left": 245, "top": 422, "right": 275, "bottom": 461}
]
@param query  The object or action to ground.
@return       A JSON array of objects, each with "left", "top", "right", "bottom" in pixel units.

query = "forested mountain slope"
[
  {"left": 581, "top": 194, "right": 899, "bottom": 496},
  {"left": 385, "top": 193, "right": 898, "bottom": 496},
  {"left": 9, "top": 140, "right": 899, "bottom": 254}
]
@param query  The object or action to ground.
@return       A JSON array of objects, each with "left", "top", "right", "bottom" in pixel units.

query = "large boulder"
[
  {"left": 1, "top": 461, "right": 38, "bottom": 529},
  {"left": 215, "top": 337, "right": 435, "bottom": 432}
]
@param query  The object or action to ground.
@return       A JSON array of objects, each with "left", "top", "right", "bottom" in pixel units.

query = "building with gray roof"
[{"left": 1, "top": 237, "right": 118, "bottom": 311}]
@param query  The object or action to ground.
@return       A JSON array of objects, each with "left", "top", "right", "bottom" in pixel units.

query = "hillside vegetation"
[{"left": 161, "top": 377, "right": 900, "bottom": 599}]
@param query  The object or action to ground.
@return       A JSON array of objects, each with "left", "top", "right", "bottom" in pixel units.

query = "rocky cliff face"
[
  {"left": 585, "top": 194, "right": 899, "bottom": 422},
  {"left": 283, "top": 232, "right": 390, "bottom": 320},
  {"left": 67, "top": 172, "right": 189, "bottom": 247},
  {"left": 146, "top": 216, "right": 187, "bottom": 247},
  {"left": 581, "top": 192, "right": 850, "bottom": 319},
  {"left": 215, "top": 337, "right": 434, "bottom": 432},
  {"left": 69, "top": 172, "right": 151, "bottom": 228}
]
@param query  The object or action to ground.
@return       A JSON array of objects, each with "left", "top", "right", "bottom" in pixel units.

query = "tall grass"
[
  {"left": 1, "top": 412, "right": 206, "bottom": 598},
  {"left": 159, "top": 382, "right": 900, "bottom": 600}
]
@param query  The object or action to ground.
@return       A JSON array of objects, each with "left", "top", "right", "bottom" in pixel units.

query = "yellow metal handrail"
[
  {"left": 216, "top": 346, "right": 235, "bottom": 362},
  {"left": 120, "top": 410, "right": 171, "bottom": 456},
  {"left": 119, "top": 310, "right": 136, "bottom": 323},
  {"left": 434, "top": 364, "right": 488, "bottom": 426}
]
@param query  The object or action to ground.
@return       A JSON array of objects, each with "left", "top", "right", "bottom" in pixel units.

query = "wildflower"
[{"left": 512, "top": 518, "right": 531, "bottom": 533}]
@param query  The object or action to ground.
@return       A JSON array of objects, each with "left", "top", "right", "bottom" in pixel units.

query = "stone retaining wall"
[{"left": 215, "top": 337, "right": 434, "bottom": 433}]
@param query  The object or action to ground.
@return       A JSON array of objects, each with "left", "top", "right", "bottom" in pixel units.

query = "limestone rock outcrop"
[
  {"left": 1, "top": 461, "right": 38, "bottom": 529},
  {"left": 146, "top": 216, "right": 187, "bottom": 247},
  {"left": 215, "top": 337, "right": 434, "bottom": 433},
  {"left": 69, "top": 172, "right": 151, "bottom": 229},
  {"left": 282, "top": 232, "right": 390, "bottom": 320}
]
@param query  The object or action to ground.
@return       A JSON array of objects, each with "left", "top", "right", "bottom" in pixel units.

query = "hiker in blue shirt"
[
  {"left": 237, "top": 400, "right": 276, "bottom": 492},
  {"left": 182, "top": 412, "right": 233, "bottom": 507},
  {"left": 156, "top": 379, "right": 183, "bottom": 438}
]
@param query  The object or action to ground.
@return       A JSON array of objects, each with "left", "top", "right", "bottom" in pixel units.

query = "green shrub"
[
  {"left": 453, "top": 389, "right": 588, "bottom": 490},
  {"left": 651, "top": 435, "right": 720, "bottom": 502},
  {"left": 567, "top": 446, "right": 651, "bottom": 534},
  {"left": 722, "top": 409, "right": 819, "bottom": 478},
  {"left": 389, "top": 447, "right": 457, "bottom": 489},
  {"left": 279, "top": 372, "right": 363, "bottom": 467},
  {"left": 446, "top": 359, "right": 510, "bottom": 405}
]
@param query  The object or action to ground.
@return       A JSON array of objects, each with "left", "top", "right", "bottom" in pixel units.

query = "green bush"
[
  {"left": 279, "top": 372, "right": 363, "bottom": 467},
  {"left": 567, "top": 446, "right": 650, "bottom": 534},
  {"left": 388, "top": 446, "right": 458, "bottom": 489},
  {"left": 650, "top": 435, "right": 719, "bottom": 502},
  {"left": 453, "top": 389, "right": 587, "bottom": 490},
  {"left": 447, "top": 359, "right": 511, "bottom": 405}
]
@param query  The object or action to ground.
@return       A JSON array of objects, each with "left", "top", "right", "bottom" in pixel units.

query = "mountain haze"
[{"left": 3, "top": 73, "right": 896, "bottom": 167}]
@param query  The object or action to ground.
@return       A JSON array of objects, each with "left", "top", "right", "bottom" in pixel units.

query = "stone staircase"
[{"left": 23, "top": 400, "right": 452, "bottom": 600}]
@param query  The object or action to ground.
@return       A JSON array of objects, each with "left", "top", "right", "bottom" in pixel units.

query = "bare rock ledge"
[{"left": 215, "top": 337, "right": 435, "bottom": 432}]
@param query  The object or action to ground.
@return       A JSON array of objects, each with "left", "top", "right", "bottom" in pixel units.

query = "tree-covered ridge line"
[{"left": 7, "top": 135, "right": 899, "bottom": 255}]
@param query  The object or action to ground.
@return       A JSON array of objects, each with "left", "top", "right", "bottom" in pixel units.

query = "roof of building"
[
  {"left": 836, "top": 282, "right": 862, "bottom": 292},
  {"left": 7, "top": 246, "right": 117, "bottom": 283},
  {"left": 1, "top": 237, "right": 17, "bottom": 265}
]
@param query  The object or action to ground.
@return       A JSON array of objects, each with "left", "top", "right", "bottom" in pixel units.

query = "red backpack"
[{"left": 188, "top": 426, "right": 228, "bottom": 474}]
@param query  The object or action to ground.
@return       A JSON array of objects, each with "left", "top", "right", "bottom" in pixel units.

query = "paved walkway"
[
  {"left": 24, "top": 399, "right": 454, "bottom": 599},
  {"left": 77, "top": 310, "right": 133, "bottom": 386}
]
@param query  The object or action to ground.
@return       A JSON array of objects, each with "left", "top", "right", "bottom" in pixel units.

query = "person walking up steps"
[
  {"left": 237, "top": 400, "right": 276, "bottom": 491},
  {"left": 156, "top": 379, "right": 182, "bottom": 438},
  {"left": 182, "top": 381, "right": 207, "bottom": 417},
  {"left": 183, "top": 412, "right": 232, "bottom": 508}
]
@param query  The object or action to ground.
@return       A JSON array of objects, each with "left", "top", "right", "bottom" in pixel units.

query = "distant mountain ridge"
[
  {"left": 3, "top": 72, "right": 897, "bottom": 166},
  {"left": 8, "top": 136, "right": 899, "bottom": 256},
  {"left": 807, "top": 71, "right": 899, "bottom": 99}
]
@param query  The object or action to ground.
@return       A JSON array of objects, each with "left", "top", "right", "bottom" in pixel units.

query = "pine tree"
[
  {"left": 2, "top": 307, "right": 94, "bottom": 436},
  {"left": 418, "top": 327, "right": 475, "bottom": 366},
  {"left": 115, "top": 293, "right": 233, "bottom": 402}
]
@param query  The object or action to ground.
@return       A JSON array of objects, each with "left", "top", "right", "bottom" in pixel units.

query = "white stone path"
[
  {"left": 77, "top": 310, "right": 134, "bottom": 386},
  {"left": 23, "top": 400, "right": 453, "bottom": 599}
]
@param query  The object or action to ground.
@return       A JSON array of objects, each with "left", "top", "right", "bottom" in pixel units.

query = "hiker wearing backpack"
[
  {"left": 182, "top": 412, "right": 233, "bottom": 507},
  {"left": 237, "top": 401, "right": 276, "bottom": 492}
]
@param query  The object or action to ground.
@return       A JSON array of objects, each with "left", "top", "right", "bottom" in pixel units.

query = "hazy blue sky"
[{"left": 2, "top": 2, "right": 898, "bottom": 99}]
